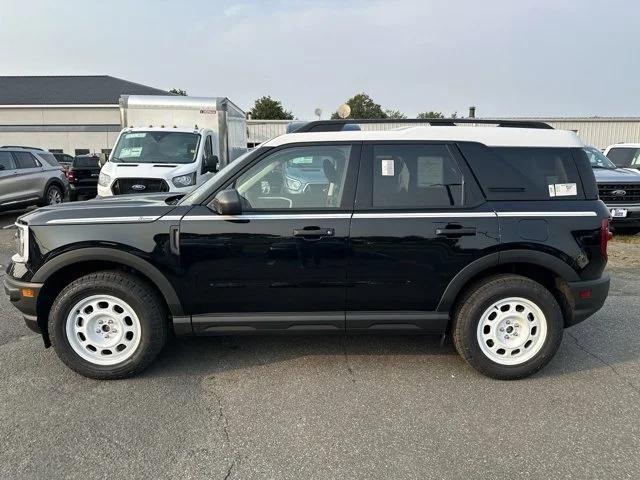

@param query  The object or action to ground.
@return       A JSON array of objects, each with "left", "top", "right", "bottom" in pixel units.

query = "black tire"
[
  {"left": 68, "top": 190, "right": 78, "bottom": 202},
  {"left": 452, "top": 274, "right": 564, "bottom": 380},
  {"left": 48, "top": 271, "right": 168, "bottom": 379},
  {"left": 41, "top": 183, "right": 64, "bottom": 206}
]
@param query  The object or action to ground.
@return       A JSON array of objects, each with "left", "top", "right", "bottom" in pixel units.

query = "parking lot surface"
[{"left": 1, "top": 209, "right": 638, "bottom": 480}]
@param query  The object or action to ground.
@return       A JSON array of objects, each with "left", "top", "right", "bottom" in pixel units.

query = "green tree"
[
  {"left": 384, "top": 109, "right": 407, "bottom": 119},
  {"left": 331, "top": 93, "right": 388, "bottom": 119},
  {"left": 417, "top": 111, "right": 444, "bottom": 119},
  {"left": 169, "top": 88, "right": 187, "bottom": 96},
  {"left": 249, "top": 96, "right": 294, "bottom": 120}
]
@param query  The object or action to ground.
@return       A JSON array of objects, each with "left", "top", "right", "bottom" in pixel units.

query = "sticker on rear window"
[
  {"left": 548, "top": 185, "right": 556, "bottom": 197},
  {"left": 381, "top": 159, "right": 394, "bottom": 176},
  {"left": 554, "top": 183, "right": 577, "bottom": 196}
]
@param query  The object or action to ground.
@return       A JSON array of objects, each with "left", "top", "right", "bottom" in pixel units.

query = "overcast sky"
[{"left": 1, "top": 0, "right": 638, "bottom": 119}]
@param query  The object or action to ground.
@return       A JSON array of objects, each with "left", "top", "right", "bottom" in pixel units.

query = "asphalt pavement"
[{"left": 0, "top": 209, "right": 638, "bottom": 480}]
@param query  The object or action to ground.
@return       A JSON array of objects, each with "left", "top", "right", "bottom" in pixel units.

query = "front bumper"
[
  {"left": 604, "top": 203, "right": 640, "bottom": 227},
  {"left": 3, "top": 275, "right": 43, "bottom": 333},
  {"left": 566, "top": 275, "right": 610, "bottom": 326}
]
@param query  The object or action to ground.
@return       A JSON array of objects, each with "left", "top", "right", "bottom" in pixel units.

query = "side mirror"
[
  {"left": 0, "top": 164, "right": 5, "bottom": 171},
  {"left": 203, "top": 155, "right": 219, "bottom": 174},
  {"left": 211, "top": 189, "right": 242, "bottom": 216}
]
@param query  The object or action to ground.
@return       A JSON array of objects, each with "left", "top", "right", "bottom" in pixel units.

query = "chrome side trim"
[
  {"left": 183, "top": 213, "right": 352, "bottom": 221},
  {"left": 159, "top": 215, "right": 184, "bottom": 221},
  {"left": 353, "top": 212, "right": 496, "bottom": 219},
  {"left": 496, "top": 211, "right": 597, "bottom": 217},
  {"left": 46, "top": 216, "right": 160, "bottom": 225}
]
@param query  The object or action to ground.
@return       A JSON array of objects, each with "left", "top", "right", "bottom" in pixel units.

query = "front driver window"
[{"left": 234, "top": 145, "right": 352, "bottom": 210}]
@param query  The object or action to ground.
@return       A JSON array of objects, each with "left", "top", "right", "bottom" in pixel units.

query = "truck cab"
[{"left": 98, "top": 95, "right": 247, "bottom": 197}]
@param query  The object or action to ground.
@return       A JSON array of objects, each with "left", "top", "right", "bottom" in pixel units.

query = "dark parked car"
[
  {"left": 4, "top": 119, "right": 610, "bottom": 380},
  {"left": 584, "top": 146, "right": 640, "bottom": 234},
  {"left": 66, "top": 154, "right": 101, "bottom": 201},
  {"left": 52, "top": 153, "right": 75, "bottom": 171}
]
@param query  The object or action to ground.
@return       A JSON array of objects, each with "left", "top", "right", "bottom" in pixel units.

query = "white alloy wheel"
[
  {"left": 65, "top": 294, "right": 142, "bottom": 365},
  {"left": 47, "top": 187, "right": 62, "bottom": 205},
  {"left": 476, "top": 296, "right": 548, "bottom": 366}
]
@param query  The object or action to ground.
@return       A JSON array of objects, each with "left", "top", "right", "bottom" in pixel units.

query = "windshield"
[
  {"left": 179, "top": 150, "right": 256, "bottom": 205},
  {"left": 111, "top": 131, "right": 200, "bottom": 164},
  {"left": 584, "top": 147, "right": 617, "bottom": 169}
]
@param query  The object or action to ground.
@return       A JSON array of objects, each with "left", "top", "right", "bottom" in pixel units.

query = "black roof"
[{"left": 0, "top": 75, "right": 171, "bottom": 105}]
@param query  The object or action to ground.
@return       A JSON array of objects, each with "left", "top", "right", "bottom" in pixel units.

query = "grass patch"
[{"left": 611, "top": 234, "right": 640, "bottom": 244}]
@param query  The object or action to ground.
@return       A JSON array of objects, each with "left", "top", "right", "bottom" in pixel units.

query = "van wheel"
[
  {"left": 43, "top": 184, "right": 63, "bottom": 206},
  {"left": 48, "top": 271, "right": 168, "bottom": 379},
  {"left": 452, "top": 274, "right": 563, "bottom": 380}
]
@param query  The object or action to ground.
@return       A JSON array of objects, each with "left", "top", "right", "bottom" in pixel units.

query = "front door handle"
[
  {"left": 293, "top": 226, "right": 335, "bottom": 239},
  {"left": 435, "top": 227, "right": 476, "bottom": 237}
]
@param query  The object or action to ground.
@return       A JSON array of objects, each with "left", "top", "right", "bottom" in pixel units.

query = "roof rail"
[
  {"left": 289, "top": 118, "right": 554, "bottom": 133},
  {"left": 0, "top": 145, "right": 45, "bottom": 151}
]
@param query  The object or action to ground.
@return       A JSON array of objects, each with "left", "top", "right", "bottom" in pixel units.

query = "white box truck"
[{"left": 97, "top": 95, "right": 247, "bottom": 196}]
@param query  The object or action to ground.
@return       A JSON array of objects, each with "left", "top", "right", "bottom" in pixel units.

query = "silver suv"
[{"left": 0, "top": 147, "right": 69, "bottom": 210}]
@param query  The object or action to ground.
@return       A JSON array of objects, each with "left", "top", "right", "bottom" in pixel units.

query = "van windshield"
[{"left": 111, "top": 131, "right": 200, "bottom": 164}]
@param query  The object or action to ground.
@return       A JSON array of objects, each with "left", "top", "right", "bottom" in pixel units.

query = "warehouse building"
[
  {"left": 1, "top": 76, "right": 639, "bottom": 153},
  {"left": 246, "top": 118, "right": 640, "bottom": 150},
  {"left": 0, "top": 75, "right": 170, "bottom": 156}
]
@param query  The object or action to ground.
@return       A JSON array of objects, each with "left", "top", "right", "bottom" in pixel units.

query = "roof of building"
[
  {"left": 264, "top": 126, "right": 585, "bottom": 148},
  {"left": 0, "top": 75, "right": 171, "bottom": 106}
]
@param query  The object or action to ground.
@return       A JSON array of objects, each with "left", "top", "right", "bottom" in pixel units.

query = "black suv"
[
  {"left": 66, "top": 154, "right": 101, "bottom": 201},
  {"left": 4, "top": 119, "right": 611, "bottom": 380}
]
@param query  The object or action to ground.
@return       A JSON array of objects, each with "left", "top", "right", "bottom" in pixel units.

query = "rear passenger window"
[
  {"left": 13, "top": 152, "right": 39, "bottom": 169},
  {"left": 372, "top": 144, "right": 463, "bottom": 208},
  {"left": 458, "top": 144, "right": 584, "bottom": 200},
  {"left": 0, "top": 152, "right": 16, "bottom": 170}
]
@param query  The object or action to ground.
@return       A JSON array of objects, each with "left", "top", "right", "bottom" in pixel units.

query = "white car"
[{"left": 603, "top": 142, "right": 640, "bottom": 170}]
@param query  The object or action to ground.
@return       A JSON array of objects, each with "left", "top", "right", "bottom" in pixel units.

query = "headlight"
[
  {"left": 98, "top": 172, "right": 111, "bottom": 187},
  {"left": 285, "top": 176, "right": 302, "bottom": 191},
  {"left": 12, "top": 223, "right": 29, "bottom": 263},
  {"left": 172, "top": 172, "right": 197, "bottom": 188}
]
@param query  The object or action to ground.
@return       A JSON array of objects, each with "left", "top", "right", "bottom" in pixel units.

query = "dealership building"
[
  {"left": 1, "top": 75, "right": 640, "bottom": 154},
  {"left": 0, "top": 76, "right": 170, "bottom": 157}
]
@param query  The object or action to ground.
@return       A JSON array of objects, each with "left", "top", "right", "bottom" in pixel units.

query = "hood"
[
  {"left": 102, "top": 161, "right": 197, "bottom": 180},
  {"left": 593, "top": 167, "right": 640, "bottom": 183},
  {"left": 18, "top": 193, "right": 182, "bottom": 226}
]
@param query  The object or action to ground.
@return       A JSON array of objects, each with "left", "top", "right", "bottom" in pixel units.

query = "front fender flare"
[{"left": 32, "top": 247, "right": 184, "bottom": 316}]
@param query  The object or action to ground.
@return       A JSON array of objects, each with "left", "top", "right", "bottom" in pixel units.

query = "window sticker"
[
  {"left": 548, "top": 184, "right": 556, "bottom": 197},
  {"left": 125, "top": 133, "right": 147, "bottom": 138},
  {"left": 120, "top": 147, "right": 142, "bottom": 158},
  {"left": 381, "top": 159, "right": 395, "bottom": 176},
  {"left": 554, "top": 183, "right": 577, "bottom": 196}
]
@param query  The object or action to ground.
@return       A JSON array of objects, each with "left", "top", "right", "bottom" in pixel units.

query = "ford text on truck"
[{"left": 97, "top": 95, "right": 247, "bottom": 196}]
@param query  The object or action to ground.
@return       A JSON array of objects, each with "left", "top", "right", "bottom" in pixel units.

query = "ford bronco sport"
[{"left": 4, "top": 119, "right": 611, "bottom": 380}]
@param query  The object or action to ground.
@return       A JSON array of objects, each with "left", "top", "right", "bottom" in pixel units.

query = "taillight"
[
  {"left": 65, "top": 170, "right": 75, "bottom": 183},
  {"left": 600, "top": 218, "right": 613, "bottom": 260}
]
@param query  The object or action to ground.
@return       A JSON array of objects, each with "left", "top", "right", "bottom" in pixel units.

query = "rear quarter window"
[
  {"left": 36, "top": 152, "right": 60, "bottom": 167},
  {"left": 458, "top": 143, "right": 585, "bottom": 201}
]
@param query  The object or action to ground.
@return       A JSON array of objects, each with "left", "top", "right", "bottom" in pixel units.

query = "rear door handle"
[
  {"left": 293, "top": 227, "right": 335, "bottom": 239},
  {"left": 435, "top": 227, "right": 476, "bottom": 237}
]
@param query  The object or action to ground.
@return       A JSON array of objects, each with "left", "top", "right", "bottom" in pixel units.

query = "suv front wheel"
[
  {"left": 452, "top": 274, "right": 564, "bottom": 380},
  {"left": 49, "top": 271, "right": 168, "bottom": 379}
]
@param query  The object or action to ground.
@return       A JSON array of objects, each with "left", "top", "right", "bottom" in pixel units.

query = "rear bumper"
[
  {"left": 566, "top": 275, "right": 610, "bottom": 327},
  {"left": 3, "top": 275, "right": 43, "bottom": 333}
]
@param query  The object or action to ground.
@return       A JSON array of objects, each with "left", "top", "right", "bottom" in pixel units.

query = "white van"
[{"left": 98, "top": 95, "right": 247, "bottom": 196}]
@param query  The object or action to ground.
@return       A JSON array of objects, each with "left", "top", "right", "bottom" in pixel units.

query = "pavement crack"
[
  {"left": 209, "top": 377, "right": 231, "bottom": 443},
  {"left": 223, "top": 459, "right": 236, "bottom": 480},
  {"left": 341, "top": 337, "right": 356, "bottom": 384},
  {"left": 567, "top": 331, "right": 639, "bottom": 395}
]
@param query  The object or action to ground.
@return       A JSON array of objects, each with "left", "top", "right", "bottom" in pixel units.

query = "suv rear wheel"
[
  {"left": 48, "top": 271, "right": 168, "bottom": 379},
  {"left": 43, "top": 184, "right": 63, "bottom": 206},
  {"left": 452, "top": 274, "right": 563, "bottom": 380}
]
